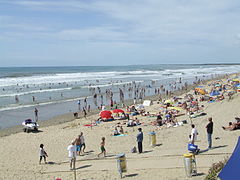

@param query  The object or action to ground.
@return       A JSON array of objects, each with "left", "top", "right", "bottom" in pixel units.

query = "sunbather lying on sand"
[{"left": 222, "top": 121, "right": 240, "bottom": 131}]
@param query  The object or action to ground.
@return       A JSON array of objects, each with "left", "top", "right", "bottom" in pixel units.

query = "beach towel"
[
  {"left": 190, "top": 112, "right": 207, "bottom": 118},
  {"left": 114, "top": 134, "right": 127, "bottom": 137},
  {"left": 208, "top": 100, "right": 215, "bottom": 103}
]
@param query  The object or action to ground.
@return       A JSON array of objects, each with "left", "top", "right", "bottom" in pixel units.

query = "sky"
[{"left": 1, "top": 0, "right": 240, "bottom": 67}]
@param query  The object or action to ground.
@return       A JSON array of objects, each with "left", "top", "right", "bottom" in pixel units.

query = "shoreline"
[{"left": 0, "top": 73, "right": 234, "bottom": 137}]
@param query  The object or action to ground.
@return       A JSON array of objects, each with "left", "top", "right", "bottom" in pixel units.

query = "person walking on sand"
[
  {"left": 83, "top": 107, "right": 87, "bottom": 118},
  {"left": 136, "top": 128, "right": 143, "bottom": 153},
  {"left": 206, "top": 117, "right": 213, "bottom": 149},
  {"left": 34, "top": 108, "right": 38, "bottom": 122},
  {"left": 75, "top": 135, "right": 81, "bottom": 156},
  {"left": 190, "top": 124, "right": 198, "bottom": 145},
  {"left": 39, "top": 144, "right": 48, "bottom": 164},
  {"left": 80, "top": 132, "right": 86, "bottom": 153},
  {"left": 67, "top": 140, "right": 77, "bottom": 170},
  {"left": 98, "top": 137, "right": 106, "bottom": 157}
]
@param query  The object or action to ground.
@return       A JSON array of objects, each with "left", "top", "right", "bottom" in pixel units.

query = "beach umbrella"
[
  {"left": 232, "top": 79, "right": 239, "bottom": 82},
  {"left": 168, "top": 107, "right": 182, "bottom": 111},
  {"left": 210, "top": 90, "right": 220, "bottom": 96},
  {"left": 112, "top": 109, "right": 125, "bottom": 113},
  {"left": 164, "top": 99, "right": 174, "bottom": 104},
  {"left": 99, "top": 110, "right": 112, "bottom": 119},
  {"left": 195, "top": 88, "right": 206, "bottom": 95}
]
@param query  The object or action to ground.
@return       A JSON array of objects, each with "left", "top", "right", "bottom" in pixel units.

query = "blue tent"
[
  {"left": 218, "top": 137, "right": 240, "bottom": 180},
  {"left": 210, "top": 90, "right": 220, "bottom": 96}
]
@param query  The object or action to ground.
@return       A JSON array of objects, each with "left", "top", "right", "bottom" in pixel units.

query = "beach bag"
[{"left": 188, "top": 143, "right": 198, "bottom": 152}]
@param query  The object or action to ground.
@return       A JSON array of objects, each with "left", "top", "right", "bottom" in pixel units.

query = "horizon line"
[{"left": 1, "top": 63, "right": 240, "bottom": 68}]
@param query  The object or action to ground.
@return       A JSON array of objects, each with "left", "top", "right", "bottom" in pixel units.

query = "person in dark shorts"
[
  {"left": 98, "top": 137, "right": 106, "bottom": 157},
  {"left": 80, "top": 132, "right": 86, "bottom": 153}
]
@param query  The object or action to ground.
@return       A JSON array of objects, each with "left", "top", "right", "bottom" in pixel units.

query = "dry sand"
[{"left": 0, "top": 76, "right": 239, "bottom": 180}]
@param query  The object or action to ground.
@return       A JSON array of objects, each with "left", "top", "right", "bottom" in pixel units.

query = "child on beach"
[
  {"left": 39, "top": 144, "right": 48, "bottom": 164},
  {"left": 98, "top": 137, "right": 106, "bottom": 157}
]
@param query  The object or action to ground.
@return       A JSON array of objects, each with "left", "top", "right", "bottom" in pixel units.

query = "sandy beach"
[{"left": 0, "top": 74, "right": 240, "bottom": 180}]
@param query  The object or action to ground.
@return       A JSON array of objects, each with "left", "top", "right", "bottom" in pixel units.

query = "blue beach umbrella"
[{"left": 210, "top": 90, "right": 220, "bottom": 96}]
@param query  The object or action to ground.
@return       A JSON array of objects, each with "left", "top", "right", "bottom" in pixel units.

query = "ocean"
[{"left": 0, "top": 64, "right": 239, "bottom": 129}]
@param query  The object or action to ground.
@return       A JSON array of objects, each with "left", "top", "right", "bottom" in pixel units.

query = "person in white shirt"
[
  {"left": 67, "top": 140, "right": 77, "bottom": 170},
  {"left": 191, "top": 124, "right": 198, "bottom": 144},
  {"left": 39, "top": 144, "right": 48, "bottom": 164},
  {"left": 101, "top": 105, "right": 105, "bottom": 111}
]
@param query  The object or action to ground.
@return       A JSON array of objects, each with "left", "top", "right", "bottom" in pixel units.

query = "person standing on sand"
[
  {"left": 190, "top": 124, "right": 198, "bottom": 144},
  {"left": 206, "top": 117, "right": 213, "bottom": 149},
  {"left": 136, "top": 128, "right": 143, "bottom": 153},
  {"left": 67, "top": 140, "right": 77, "bottom": 170},
  {"left": 77, "top": 100, "right": 81, "bottom": 111}
]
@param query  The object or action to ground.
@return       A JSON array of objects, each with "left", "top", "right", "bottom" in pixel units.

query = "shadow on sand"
[
  {"left": 211, "top": 145, "right": 228, "bottom": 149},
  {"left": 28, "top": 129, "right": 43, "bottom": 134},
  {"left": 125, "top": 173, "right": 138, "bottom": 177},
  {"left": 198, "top": 145, "right": 228, "bottom": 154},
  {"left": 76, "top": 164, "right": 92, "bottom": 170},
  {"left": 192, "top": 172, "right": 205, "bottom": 177},
  {"left": 142, "top": 150, "right": 153, "bottom": 154}
]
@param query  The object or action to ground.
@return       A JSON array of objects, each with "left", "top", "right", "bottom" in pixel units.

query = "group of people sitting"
[
  {"left": 113, "top": 126, "right": 124, "bottom": 135},
  {"left": 127, "top": 117, "right": 141, "bottom": 127}
]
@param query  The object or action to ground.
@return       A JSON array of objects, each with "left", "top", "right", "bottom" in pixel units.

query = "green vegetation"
[{"left": 205, "top": 158, "right": 228, "bottom": 180}]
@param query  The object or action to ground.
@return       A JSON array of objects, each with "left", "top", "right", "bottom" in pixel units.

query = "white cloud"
[
  {"left": 55, "top": 27, "right": 128, "bottom": 42},
  {"left": 1, "top": 0, "right": 240, "bottom": 65},
  {"left": 3, "top": 0, "right": 240, "bottom": 45},
  {"left": 1, "top": 23, "right": 52, "bottom": 31}
]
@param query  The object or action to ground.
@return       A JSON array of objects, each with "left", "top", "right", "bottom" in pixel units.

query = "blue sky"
[{"left": 1, "top": 0, "right": 240, "bottom": 66}]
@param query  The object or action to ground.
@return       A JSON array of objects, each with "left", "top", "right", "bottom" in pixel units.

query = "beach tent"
[
  {"left": 142, "top": 100, "right": 153, "bottom": 106},
  {"left": 112, "top": 109, "right": 124, "bottom": 113},
  {"left": 218, "top": 137, "right": 240, "bottom": 180},
  {"left": 210, "top": 90, "right": 220, "bottom": 96},
  {"left": 195, "top": 88, "right": 206, "bottom": 95},
  {"left": 99, "top": 110, "right": 112, "bottom": 119}
]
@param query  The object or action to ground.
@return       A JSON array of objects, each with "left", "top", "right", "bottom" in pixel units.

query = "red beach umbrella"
[
  {"left": 99, "top": 110, "right": 112, "bottom": 119},
  {"left": 112, "top": 109, "right": 125, "bottom": 113}
]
